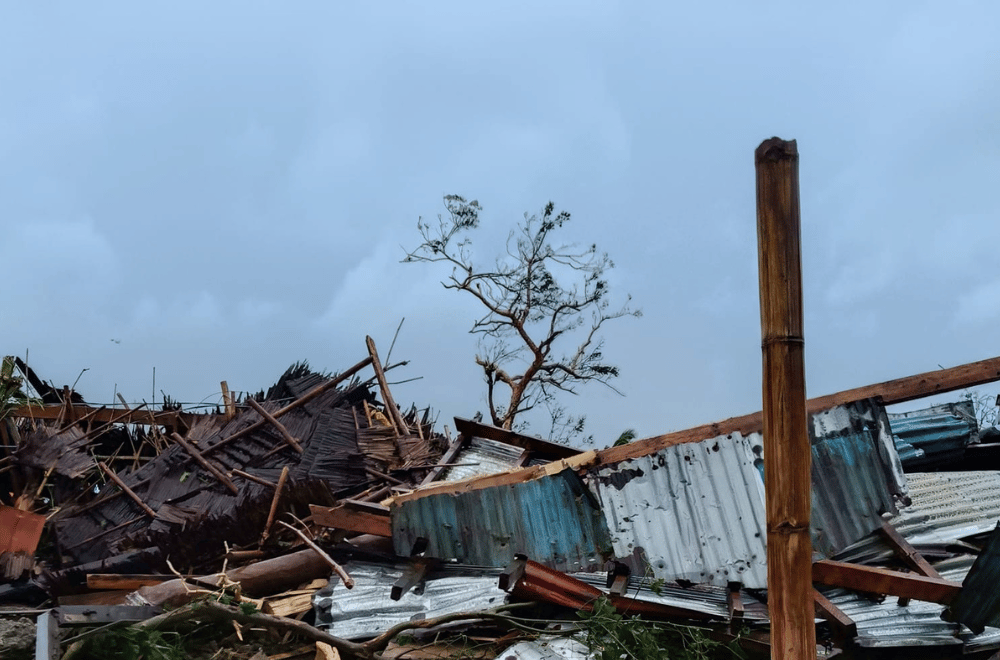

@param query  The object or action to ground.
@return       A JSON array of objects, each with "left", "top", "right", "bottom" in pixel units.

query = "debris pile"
[{"left": 3, "top": 349, "right": 1000, "bottom": 659}]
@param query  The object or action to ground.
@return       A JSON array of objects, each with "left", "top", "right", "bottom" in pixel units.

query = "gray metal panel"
[
  {"left": 588, "top": 433, "right": 769, "bottom": 588},
  {"left": 439, "top": 437, "right": 523, "bottom": 482},
  {"left": 392, "top": 467, "right": 611, "bottom": 572},
  {"left": 313, "top": 561, "right": 507, "bottom": 640},
  {"left": 497, "top": 637, "right": 594, "bottom": 659}
]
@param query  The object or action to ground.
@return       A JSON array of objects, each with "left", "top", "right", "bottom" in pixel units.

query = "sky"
[{"left": 2, "top": 2, "right": 999, "bottom": 446}]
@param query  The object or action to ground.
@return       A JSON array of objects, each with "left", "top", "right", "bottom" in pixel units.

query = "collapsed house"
[{"left": 3, "top": 349, "right": 1000, "bottom": 659}]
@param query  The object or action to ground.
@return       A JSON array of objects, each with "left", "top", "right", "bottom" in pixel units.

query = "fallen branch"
[{"left": 277, "top": 519, "right": 355, "bottom": 589}]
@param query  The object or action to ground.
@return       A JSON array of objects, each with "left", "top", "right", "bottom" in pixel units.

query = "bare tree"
[{"left": 403, "top": 195, "right": 641, "bottom": 441}]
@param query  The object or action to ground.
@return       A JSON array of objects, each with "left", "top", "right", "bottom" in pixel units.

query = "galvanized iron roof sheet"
[{"left": 588, "top": 432, "right": 769, "bottom": 588}]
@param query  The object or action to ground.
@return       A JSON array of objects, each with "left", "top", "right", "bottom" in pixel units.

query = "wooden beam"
[
  {"left": 245, "top": 398, "right": 304, "bottom": 454},
  {"left": 86, "top": 574, "right": 170, "bottom": 591},
  {"left": 365, "top": 335, "right": 409, "bottom": 437},
  {"left": 878, "top": 519, "right": 942, "bottom": 579},
  {"left": 391, "top": 559, "right": 430, "bottom": 600},
  {"left": 599, "top": 354, "right": 1000, "bottom": 465},
  {"left": 309, "top": 502, "right": 391, "bottom": 537},
  {"left": 727, "top": 582, "right": 744, "bottom": 621},
  {"left": 756, "top": 136, "right": 814, "bottom": 660},
  {"left": 98, "top": 462, "right": 156, "bottom": 518},
  {"left": 813, "top": 560, "right": 961, "bottom": 604},
  {"left": 170, "top": 432, "right": 239, "bottom": 495},
  {"left": 8, "top": 404, "right": 198, "bottom": 428},
  {"left": 453, "top": 417, "right": 581, "bottom": 459},
  {"left": 813, "top": 589, "right": 857, "bottom": 643}
]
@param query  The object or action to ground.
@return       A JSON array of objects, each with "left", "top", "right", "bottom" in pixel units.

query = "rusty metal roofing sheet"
[
  {"left": 888, "top": 401, "right": 978, "bottom": 470},
  {"left": 392, "top": 467, "right": 611, "bottom": 571},
  {"left": 312, "top": 561, "right": 507, "bottom": 640},
  {"left": 588, "top": 432, "right": 769, "bottom": 588}
]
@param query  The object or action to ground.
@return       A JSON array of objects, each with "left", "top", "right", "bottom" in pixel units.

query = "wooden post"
[
  {"left": 365, "top": 335, "right": 410, "bottom": 436},
  {"left": 756, "top": 137, "right": 815, "bottom": 658}
]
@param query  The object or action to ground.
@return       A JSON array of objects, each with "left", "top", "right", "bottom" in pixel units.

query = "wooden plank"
[
  {"left": 391, "top": 559, "right": 430, "bottom": 600},
  {"left": 453, "top": 417, "right": 581, "bottom": 459},
  {"left": 599, "top": 354, "right": 1000, "bottom": 465},
  {"left": 390, "top": 451, "right": 596, "bottom": 504},
  {"left": 878, "top": 519, "right": 942, "bottom": 579},
  {"left": 756, "top": 136, "right": 814, "bottom": 660},
  {"left": 309, "top": 503, "right": 391, "bottom": 537},
  {"left": 366, "top": 335, "right": 409, "bottom": 436},
  {"left": 813, "top": 589, "right": 857, "bottom": 642},
  {"left": 813, "top": 560, "right": 961, "bottom": 604},
  {"left": 86, "top": 574, "right": 170, "bottom": 590}
]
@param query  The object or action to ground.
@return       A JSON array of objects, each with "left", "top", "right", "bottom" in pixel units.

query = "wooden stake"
[
  {"left": 170, "top": 432, "right": 239, "bottom": 495},
  {"left": 245, "top": 397, "right": 304, "bottom": 454},
  {"left": 98, "top": 462, "right": 156, "bottom": 518},
  {"left": 365, "top": 336, "right": 409, "bottom": 436},
  {"left": 756, "top": 136, "right": 815, "bottom": 659},
  {"left": 260, "top": 466, "right": 290, "bottom": 543},
  {"left": 221, "top": 381, "right": 236, "bottom": 420}
]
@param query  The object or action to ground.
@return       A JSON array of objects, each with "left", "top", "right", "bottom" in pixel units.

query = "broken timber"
[
  {"left": 395, "top": 354, "right": 1000, "bottom": 501},
  {"left": 812, "top": 559, "right": 961, "bottom": 605}
]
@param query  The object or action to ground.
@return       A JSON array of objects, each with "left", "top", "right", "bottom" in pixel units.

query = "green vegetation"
[{"left": 577, "top": 597, "right": 746, "bottom": 660}]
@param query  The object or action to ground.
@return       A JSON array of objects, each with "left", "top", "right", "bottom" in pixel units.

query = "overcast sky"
[{"left": 3, "top": 3, "right": 998, "bottom": 445}]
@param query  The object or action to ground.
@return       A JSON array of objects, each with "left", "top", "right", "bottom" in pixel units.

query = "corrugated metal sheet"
[
  {"left": 497, "top": 637, "right": 594, "bottom": 659},
  {"left": 392, "top": 467, "right": 611, "bottom": 571},
  {"left": 821, "top": 555, "right": 1000, "bottom": 651},
  {"left": 588, "top": 432, "right": 769, "bottom": 588},
  {"left": 313, "top": 561, "right": 507, "bottom": 640},
  {"left": 438, "top": 436, "right": 523, "bottom": 482},
  {"left": 836, "top": 471, "right": 1000, "bottom": 565},
  {"left": 949, "top": 522, "right": 1000, "bottom": 633},
  {"left": 566, "top": 571, "right": 770, "bottom": 622},
  {"left": 888, "top": 401, "right": 978, "bottom": 470},
  {"left": 804, "top": 399, "right": 907, "bottom": 557}
]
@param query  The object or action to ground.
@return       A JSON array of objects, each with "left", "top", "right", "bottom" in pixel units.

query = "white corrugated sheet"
[{"left": 588, "top": 432, "right": 769, "bottom": 588}]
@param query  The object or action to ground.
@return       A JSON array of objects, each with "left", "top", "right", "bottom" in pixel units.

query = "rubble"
[{"left": 2, "top": 349, "right": 1000, "bottom": 659}]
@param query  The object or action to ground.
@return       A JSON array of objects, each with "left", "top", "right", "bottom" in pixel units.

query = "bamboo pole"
[{"left": 755, "top": 136, "right": 815, "bottom": 658}]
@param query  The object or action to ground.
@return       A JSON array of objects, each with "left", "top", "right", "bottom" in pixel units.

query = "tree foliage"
[{"left": 404, "top": 195, "right": 640, "bottom": 440}]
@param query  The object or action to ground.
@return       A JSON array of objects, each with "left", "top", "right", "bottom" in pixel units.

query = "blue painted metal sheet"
[
  {"left": 888, "top": 401, "right": 978, "bottom": 470},
  {"left": 391, "top": 467, "right": 611, "bottom": 572},
  {"left": 747, "top": 398, "right": 907, "bottom": 558}
]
